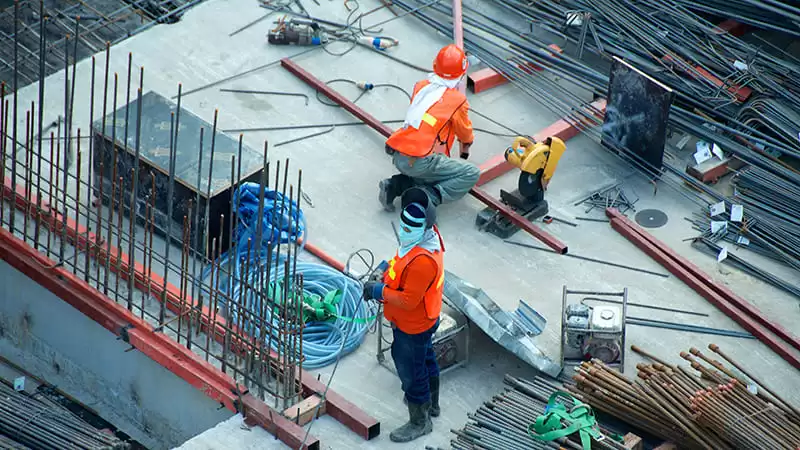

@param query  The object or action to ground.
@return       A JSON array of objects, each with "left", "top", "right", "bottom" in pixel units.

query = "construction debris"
[
  {"left": 577, "top": 184, "right": 638, "bottom": 216},
  {"left": 567, "top": 345, "right": 800, "bottom": 449}
]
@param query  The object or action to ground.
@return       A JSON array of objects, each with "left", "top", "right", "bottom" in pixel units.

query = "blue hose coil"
[{"left": 202, "top": 182, "right": 376, "bottom": 369}]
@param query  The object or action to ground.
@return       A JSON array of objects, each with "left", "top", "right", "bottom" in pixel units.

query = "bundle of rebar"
[
  {"left": 733, "top": 165, "right": 800, "bottom": 244},
  {"left": 393, "top": 0, "right": 800, "bottom": 272},
  {"left": 451, "top": 375, "right": 632, "bottom": 450},
  {"left": 566, "top": 345, "right": 800, "bottom": 449},
  {"left": 690, "top": 237, "right": 800, "bottom": 300},
  {"left": 672, "top": 0, "right": 800, "bottom": 38},
  {"left": 0, "top": 382, "right": 128, "bottom": 449}
]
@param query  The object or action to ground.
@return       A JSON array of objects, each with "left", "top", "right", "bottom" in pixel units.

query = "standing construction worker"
[
  {"left": 363, "top": 188, "right": 445, "bottom": 443},
  {"left": 379, "top": 44, "right": 479, "bottom": 211}
]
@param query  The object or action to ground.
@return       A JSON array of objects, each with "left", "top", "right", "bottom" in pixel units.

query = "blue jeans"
[{"left": 391, "top": 320, "right": 440, "bottom": 405}]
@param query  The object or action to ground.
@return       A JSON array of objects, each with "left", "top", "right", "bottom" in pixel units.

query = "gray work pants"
[{"left": 392, "top": 152, "right": 480, "bottom": 205}]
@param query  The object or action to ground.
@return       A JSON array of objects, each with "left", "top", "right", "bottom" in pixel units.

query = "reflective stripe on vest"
[
  {"left": 383, "top": 235, "right": 445, "bottom": 321},
  {"left": 385, "top": 80, "right": 467, "bottom": 158}
]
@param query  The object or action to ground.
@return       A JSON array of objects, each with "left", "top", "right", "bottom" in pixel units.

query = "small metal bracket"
[{"left": 117, "top": 324, "right": 134, "bottom": 344}]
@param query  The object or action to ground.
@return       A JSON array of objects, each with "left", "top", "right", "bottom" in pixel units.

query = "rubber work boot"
[
  {"left": 378, "top": 178, "right": 396, "bottom": 212},
  {"left": 389, "top": 401, "right": 433, "bottom": 442},
  {"left": 429, "top": 376, "right": 441, "bottom": 417},
  {"left": 379, "top": 175, "right": 414, "bottom": 212}
]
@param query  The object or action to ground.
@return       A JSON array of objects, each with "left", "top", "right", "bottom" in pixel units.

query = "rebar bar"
[
  {"left": 570, "top": 347, "right": 800, "bottom": 449},
  {"left": 452, "top": 373, "right": 629, "bottom": 450}
]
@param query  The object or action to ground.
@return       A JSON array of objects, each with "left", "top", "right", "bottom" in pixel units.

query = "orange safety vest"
[
  {"left": 382, "top": 227, "right": 446, "bottom": 334},
  {"left": 385, "top": 80, "right": 467, "bottom": 158}
]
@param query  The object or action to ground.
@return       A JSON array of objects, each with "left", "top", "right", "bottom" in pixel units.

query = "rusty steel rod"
[{"left": 571, "top": 347, "right": 800, "bottom": 449}]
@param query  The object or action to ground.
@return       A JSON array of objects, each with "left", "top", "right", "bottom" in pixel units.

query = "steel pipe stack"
[
  {"left": 567, "top": 345, "right": 800, "bottom": 450},
  {"left": 451, "top": 375, "right": 631, "bottom": 450},
  {"left": 0, "top": 382, "right": 128, "bottom": 449},
  {"left": 733, "top": 165, "right": 800, "bottom": 250}
]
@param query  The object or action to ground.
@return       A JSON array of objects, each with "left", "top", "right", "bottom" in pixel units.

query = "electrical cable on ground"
[
  {"left": 203, "top": 183, "right": 379, "bottom": 370},
  {"left": 299, "top": 249, "right": 383, "bottom": 448}
]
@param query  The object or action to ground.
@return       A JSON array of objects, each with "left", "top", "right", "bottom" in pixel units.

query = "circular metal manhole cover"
[{"left": 635, "top": 209, "right": 669, "bottom": 228}]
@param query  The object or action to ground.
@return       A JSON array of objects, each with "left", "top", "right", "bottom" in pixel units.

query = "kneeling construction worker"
[
  {"left": 379, "top": 44, "right": 479, "bottom": 211},
  {"left": 363, "top": 188, "right": 445, "bottom": 442}
]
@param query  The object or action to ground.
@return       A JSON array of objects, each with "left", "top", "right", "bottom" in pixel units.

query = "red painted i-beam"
[
  {"left": 280, "top": 58, "right": 568, "bottom": 254},
  {"left": 467, "top": 45, "right": 564, "bottom": 94}
]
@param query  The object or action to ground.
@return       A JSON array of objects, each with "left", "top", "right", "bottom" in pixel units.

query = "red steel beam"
[
  {"left": 0, "top": 179, "right": 372, "bottom": 444},
  {"left": 469, "top": 187, "right": 567, "bottom": 253},
  {"left": 302, "top": 241, "right": 345, "bottom": 272},
  {"left": 0, "top": 230, "right": 235, "bottom": 403},
  {"left": 606, "top": 209, "right": 800, "bottom": 369},
  {"left": 0, "top": 225, "right": 321, "bottom": 449},
  {"left": 280, "top": 59, "right": 393, "bottom": 137},
  {"left": 300, "top": 376, "right": 381, "bottom": 440},
  {"left": 607, "top": 208, "right": 800, "bottom": 352},
  {"left": 476, "top": 98, "right": 607, "bottom": 186},
  {"left": 280, "top": 58, "right": 568, "bottom": 254},
  {"left": 467, "top": 45, "right": 563, "bottom": 94},
  {"left": 661, "top": 55, "right": 752, "bottom": 102},
  {"left": 242, "top": 395, "right": 319, "bottom": 449}
]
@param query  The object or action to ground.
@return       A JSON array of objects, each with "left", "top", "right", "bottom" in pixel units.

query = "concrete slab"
[
  {"left": 175, "top": 414, "right": 279, "bottom": 450},
  {"left": 6, "top": 0, "right": 800, "bottom": 449}
]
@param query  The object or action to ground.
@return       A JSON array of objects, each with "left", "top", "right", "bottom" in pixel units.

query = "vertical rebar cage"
[{"left": 0, "top": 1, "right": 308, "bottom": 413}]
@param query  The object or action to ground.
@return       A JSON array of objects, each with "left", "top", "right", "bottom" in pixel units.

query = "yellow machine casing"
[{"left": 504, "top": 136, "right": 567, "bottom": 186}]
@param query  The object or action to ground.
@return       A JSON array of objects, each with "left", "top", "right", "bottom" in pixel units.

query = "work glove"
[
  {"left": 459, "top": 141, "right": 473, "bottom": 160},
  {"left": 363, "top": 281, "right": 385, "bottom": 301}
]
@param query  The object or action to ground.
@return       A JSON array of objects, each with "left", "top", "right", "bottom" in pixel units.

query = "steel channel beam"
[
  {"left": 280, "top": 58, "right": 568, "bottom": 254},
  {"left": 606, "top": 208, "right": 800, "bottom": 369}
]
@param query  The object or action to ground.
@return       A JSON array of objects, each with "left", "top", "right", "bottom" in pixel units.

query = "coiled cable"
[{"left": 204, "top": 183, "right": 378, "bottom": 369}]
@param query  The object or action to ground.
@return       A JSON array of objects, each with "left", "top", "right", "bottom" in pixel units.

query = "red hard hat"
[{"left": 433, "top": 44, "right": 468, "bottom": 80}]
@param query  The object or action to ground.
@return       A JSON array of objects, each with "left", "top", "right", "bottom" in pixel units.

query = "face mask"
[{"left": 398, "top": 224, "right": 425, "bottom": 254}]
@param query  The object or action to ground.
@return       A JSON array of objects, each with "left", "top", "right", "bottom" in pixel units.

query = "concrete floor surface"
[{"left": 7, "top": 0, "right": 800, "bottom": 448}]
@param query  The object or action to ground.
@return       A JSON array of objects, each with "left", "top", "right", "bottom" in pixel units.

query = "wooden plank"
[
  {"left": 284, "top": 394, "right": 326, "bottom": 427},
  {"left": 623, "top": 433, "right": 644, "bottom": 450}
]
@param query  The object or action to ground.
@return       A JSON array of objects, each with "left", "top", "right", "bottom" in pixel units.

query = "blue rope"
[{"left": 201, "top": 182, "right": 376, "bottom": 369}]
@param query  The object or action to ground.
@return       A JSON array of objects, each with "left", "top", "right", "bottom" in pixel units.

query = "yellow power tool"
[
  {"left": 505, "top": 136, "right": 566, "bottom": 201},
  {"left": 476, "top": 136, "right": 567, "bottom": 238}
]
